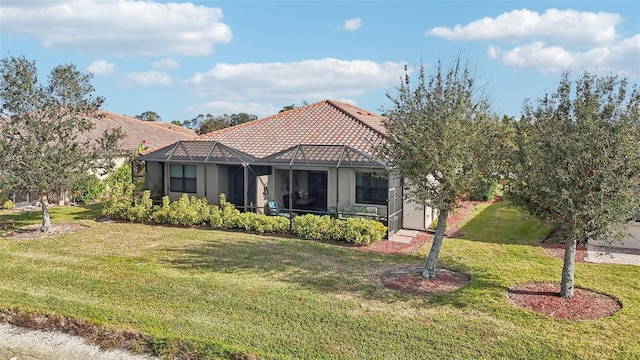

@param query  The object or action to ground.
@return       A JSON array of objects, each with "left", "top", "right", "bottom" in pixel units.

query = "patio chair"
[{"left": 267, "top": 200, "right": 291, "bottom": 218}]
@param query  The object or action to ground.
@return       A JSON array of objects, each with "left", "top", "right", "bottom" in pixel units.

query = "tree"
[
  {"left": 0, "top": 56, "right": 124, "bottom": 232},
  {"left": 170, "top": 120, "right": 182, "bottom": 126},
  {"left": 182, "top": 112, "right": 258, "bottom": 134},
  {"left": 134, "top": 110, "right": 161, "bottom": 122},
  {"left": 508, "top": 71, "right": 640, "bottom": 298},
  {"left": 380, "top": 57, "right": 499, "bottom": 278},
  {"left": 279, "top": 104, "right": 295, "bottom": 113}
]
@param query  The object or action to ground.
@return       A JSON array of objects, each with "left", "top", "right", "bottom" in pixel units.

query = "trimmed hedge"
[
  {"left": 101, "top": 190, "right": 384, "bottom": 244},
  {"left": 293, "top": 214, "right": 386, "bottom": 245}
]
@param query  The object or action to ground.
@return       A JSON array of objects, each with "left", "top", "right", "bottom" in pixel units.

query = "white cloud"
[
  {"left": 427, "top": 8, "right": 620, "bottom": 47},
  {"left": 341, "top": 18, "right": 362, "bottom": 31},
  {"left": 490, "top": 42, "right": 575, "bottom": 74},
  {"left": 152, "top": 59, "right": 179, "bottom": 70},
  {"left": 87, "top": 59, "right": 115, "bottom": 75},
  {"left": 430, "top": 8, "right": 638, "bottom": 78},
  {"left": 184, "top": 58, "right": 407, "bottom": 117},
  {"left": 0, "top": 0, "right": 232, "bottom": 56},
  {"left": 488, "top": 35, "right": 640, "bottom": 77},
  {"left": 125, "top": 71, "right": 172, "bottom": 86}
]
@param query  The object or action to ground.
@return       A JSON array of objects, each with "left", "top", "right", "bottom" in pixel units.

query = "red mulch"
[
  {"left": 508, "top": 283, "right": 621, "bottom": 320},
  {"left": 541, "top": 243, "right": 588, "bottom": 263},
  {"left": 381, "top": 266, "right": 470, "bottom": 294}
]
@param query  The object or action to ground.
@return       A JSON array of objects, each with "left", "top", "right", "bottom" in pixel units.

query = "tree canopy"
[
  {"left": 182, "top": 112, "right": 258, "bottom": 134},
  {"left": 134, "top": 110, "right": 161, "bottom": 122},
  {"left": 508, "top": 71, "right": 640, "bottom": 298},
  {"left": 0, "top": 56, "right": 124, "bottom": 232},
  {"left": 381, "top": 57, "right": 501, "bottom": 278}
]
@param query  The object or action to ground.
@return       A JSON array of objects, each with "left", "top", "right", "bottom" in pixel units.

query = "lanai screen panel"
[
  {"left": 256, "top": 144, "right": 385, "bottom": 169},
  {"left": 137, "top": 141, "right": 255, "bottom": 165}
]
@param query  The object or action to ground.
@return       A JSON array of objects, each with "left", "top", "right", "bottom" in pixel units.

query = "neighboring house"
[
  {"left": 138, "top": 100, "right": 436, "bottom": 238},
  {"left": 85, "top": 112, "right": 196, "bottom": 171},
  {"left": 10, "top": 112, "right": 196, "bottom": 205}
]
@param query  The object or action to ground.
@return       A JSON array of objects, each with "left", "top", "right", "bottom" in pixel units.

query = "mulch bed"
[
  {"left": 541, "top": 243, "right": 588, "bottom": 263},
  {"left": 507, "top": 283, "right": 621, "bottom": 320},
  {"left": 381, "top": 266, "right": 470, "bottom": 295}
]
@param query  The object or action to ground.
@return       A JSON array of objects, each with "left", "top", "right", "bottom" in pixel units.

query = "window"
[
  {"left": 170, "top": 164, "right": 197, "bottom": 193},
  {"left": 356, "top": 172, "right": 388, "bottom": 205}
]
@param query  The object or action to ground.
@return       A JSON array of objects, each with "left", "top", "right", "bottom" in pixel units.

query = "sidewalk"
[
  {"left": 0, "top": 323, "right": 157, "bottom": 360},
  {"left": 586, "top": 245, "right": 640, "bottom": 266}
]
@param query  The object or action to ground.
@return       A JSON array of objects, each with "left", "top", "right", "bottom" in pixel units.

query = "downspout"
[
  {"left": 243, "top": 164, "right": 249, "bottom": 212},
  {"left": 335, "top": 167, "right": 339, "bottom": 217},
  {"left": 288, "top": 166, "right": 293, "bottom": 213},
  {"left": 204, "top": 163, "right": 208, "bottom": 201}
]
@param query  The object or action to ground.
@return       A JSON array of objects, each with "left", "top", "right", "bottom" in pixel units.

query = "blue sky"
[{"left": 1, "top": 0, "right": 638, "bottom": 122}]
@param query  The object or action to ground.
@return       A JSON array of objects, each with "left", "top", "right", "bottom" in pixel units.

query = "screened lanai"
[
  {"left": 137, "top": 141, "right": 258, "bottom": 210},
  {"left": 137, "top": 141, "right": 401, "bottom": 236}
]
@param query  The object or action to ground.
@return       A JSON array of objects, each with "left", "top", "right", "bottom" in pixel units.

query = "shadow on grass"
[
  {"left": 164, "top": 235, "right": 424, "bottom": 302},
  {"left": 459, "top": 201, "right": 553, "bottom": 246},
  {"left": 0, "top": 203, "right": 101, "bottom": 235}
]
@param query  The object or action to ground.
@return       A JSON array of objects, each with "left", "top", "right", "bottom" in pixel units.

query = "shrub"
[
  {"left": 152, "top": 194, "right": 211, "bottom": 226},
  {"left": 209, "top": 205, "right": 224, "bottom": 229},
  {"left": 101, "top": 180, "right": 135, "bottom": 219},
  {"left": 2, "top": 199, "right": 14, "bottom": 210},
  {"left": 341, "top": 217, "right": 387, "bottom": 245},
  {"left": 217, "top": 194, "right": 242, "bottom": 229},
  {"left": 236, "top": 212, "right": 290, "bottom": 233},
  {"left": 125, "top": 190, "right": 154, "bottom": 223},
  {"left": 470, "top": 177, "right": 499, "bottom": 201},
  {"left": 71, "top": 174, "right": 106, "bottom": 204},
  {"left": 293, "top": 215, "right": 343, "bottom": 241}
]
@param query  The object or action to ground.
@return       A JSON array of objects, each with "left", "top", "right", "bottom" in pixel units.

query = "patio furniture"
[{"left": 267, "top": 200, "right": 291, "bottom": 218}]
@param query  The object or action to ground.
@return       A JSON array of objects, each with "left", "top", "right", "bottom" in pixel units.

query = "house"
[
  {"left": 9, "top": 112, "right": 196, "bottom": 205},
  {"left": 137, "top": 100, "right": 436, "bottom": 238}
]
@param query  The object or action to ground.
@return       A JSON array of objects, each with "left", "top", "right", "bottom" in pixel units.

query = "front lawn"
[{"left": 0, "top": 202, "right": 639, "bottom": 359}]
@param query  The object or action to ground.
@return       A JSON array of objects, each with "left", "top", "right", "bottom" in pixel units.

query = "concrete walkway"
[
  {"left": 0, "top": 323, "right": 158, "bottom": 360},
  {"left": 389, "top": 229, "right": 420, "bottom": 244},
  {"left": 586, "top": 245, "right": 640, "bottom": 266}
]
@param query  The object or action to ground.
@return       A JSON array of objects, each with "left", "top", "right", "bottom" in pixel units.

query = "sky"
[{"left": 1, "top": 0, "right": 638, "bottom": 122}]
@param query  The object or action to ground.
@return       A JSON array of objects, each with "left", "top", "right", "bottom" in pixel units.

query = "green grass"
[{"left": 0, "top": 202, "right": 639, "bottom": 359}]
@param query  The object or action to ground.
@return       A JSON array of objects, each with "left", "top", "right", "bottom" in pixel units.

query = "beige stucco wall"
[
  {"left": 590, "top": 222, "right": 640, "bottom": 250},
  {"left": 205, "top": 164, "right": 220, "bottom": 204}
]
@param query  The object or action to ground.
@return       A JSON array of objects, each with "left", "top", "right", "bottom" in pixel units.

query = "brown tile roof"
[
  {"left": 84, "top": 112, "right": 196, "bottom": 153},
  {"left": 196, "top": 100, "right": 387, "bottom": 158}
]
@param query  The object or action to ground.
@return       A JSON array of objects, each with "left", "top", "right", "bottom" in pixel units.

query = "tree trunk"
[
  {"left": 421, "top": 209, "right": 449, "bottom": 278},
  {"left": 40, "top": 192, "right": 52, "bottom": 233},
  {"left": 560, "top": 237, "right": 577, "bottom": 298}
]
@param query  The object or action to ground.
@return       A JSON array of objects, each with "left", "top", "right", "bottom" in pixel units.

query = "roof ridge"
[{"left": 325, "top": 100, "right": 386, "bottom": 137}]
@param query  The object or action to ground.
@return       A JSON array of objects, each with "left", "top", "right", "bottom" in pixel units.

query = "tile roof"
[
  {"left": 196, "top": 100, "right": 387, "bottom": 158},
  {"left": 84, "top": 112, "right": 196, "bottom": 153}
]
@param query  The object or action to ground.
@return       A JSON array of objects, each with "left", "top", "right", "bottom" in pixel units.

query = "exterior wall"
[
  {"left": 402, "top": 199, "right": 438, "bottom": 231},
  {"left": 205, "top": 164, "right": 220, "bottom": 204},
  {"left": 591, "top": 221, "right": 640, "bottom": 250}
]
